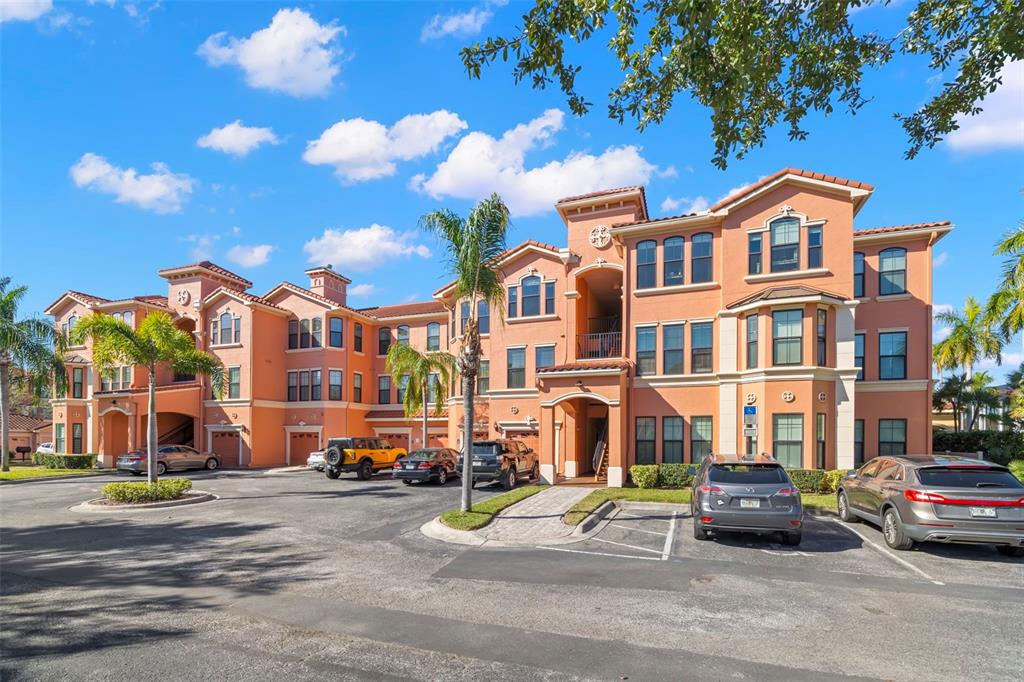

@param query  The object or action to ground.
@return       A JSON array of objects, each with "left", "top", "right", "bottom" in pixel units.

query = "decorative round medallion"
[
  {"left": 781, "top": 391, "right": 795, "bottom": 403},
  {"left": 817, "top": 391, "right": 827, "bottom": 402},
  {"left": 176, "top": 289, "right": 191, "bottom": 305},
  {"left": 589, "top": 224, "right": 611, "bottom": 249},
  {"left": 745, "top": 392, "right": 757, "bottom": 405},
  {"left": 510, "top": 406, "right": 519, "bottom": 415}
]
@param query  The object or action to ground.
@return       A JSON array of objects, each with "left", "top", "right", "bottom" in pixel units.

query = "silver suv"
[{"left": 837, "top": 454, "right": 1024, "bottom": 555}]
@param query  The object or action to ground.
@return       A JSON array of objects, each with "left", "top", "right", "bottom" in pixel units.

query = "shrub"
[
  {"left": 788, "top": 468, "right": 829, "bottom": 493},
  {"left": 932, "top": 430, "right": 1024, "bottom": 466},
  {"left": 823, "top": 469, "right": 845, "bottom": 493},
  {"left": 101, "top": 478, "right": 192, "bottom": 504},
  {"left": 38, "top": 454, "right": 97, "bottom": 469},
  {"left": 31, "top": 452, "right": 44, "bottom": 465},
  {"left": 629, "top": 464, "right": 660, "bottom": 488},
  {"left": 1009, "top": 460, "right": 1024, "bottom": 482},
  {"left": 658, "top": 463, "right": 694, "bottom": 488}
]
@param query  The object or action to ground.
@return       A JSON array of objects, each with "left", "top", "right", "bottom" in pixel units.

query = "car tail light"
[
  {"left": 393, "top": 462, "right": 402, "bottom": 469},
  {"left": 699, "top": 485, "right": 723, "bottom": 494},
  {"left": 789, "top": 520, "right": 802, "bottom": 527},
  {"left": 776, "top": 487, "right": 797, "bottom": 496},
  {"left": 904, "top": 489, "right": 1024, "bottom": 507},
  {"left": 701, "top": 516, "right": 714, "bottom": 523},
  {"left": 418, "top": 461, "right": 433, "bottom": 469}
]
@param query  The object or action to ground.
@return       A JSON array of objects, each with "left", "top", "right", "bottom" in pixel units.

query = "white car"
[
  {"left": 36, "top": 442, "right": 54, "bottom": 454},
  {"left": 306, "top": 451, "right": 325, "bottom": 471}
]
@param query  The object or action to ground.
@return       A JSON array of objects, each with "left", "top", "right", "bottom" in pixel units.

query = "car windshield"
[
  {"left": 709, "top": 464, "right": 786, "bottom": 484},
  {"left": 917, "top": 467, "right": 1023, "bottom": 489},
  {"left": 471, "top": 444, "right": 500, "bottom": 455},
  {"left": 328, "top": 438, "right": 354, "bottom": 449},
  {"left": 408, "top": 450, "right": 438, "bottom": 459}
]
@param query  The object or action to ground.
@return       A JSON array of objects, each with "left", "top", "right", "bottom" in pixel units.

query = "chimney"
[{"left": 305, "top": 265, "right": 350, "bottom": 305}]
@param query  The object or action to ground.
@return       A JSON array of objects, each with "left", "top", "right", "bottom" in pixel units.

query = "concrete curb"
[
  {"left": 419, "top": 518, "right": 487, "bottom": 546},
  {"left": 69, "top": 491, "right": 218, "bottom": 513},
  {"left": 262, "top": 466, "right": 314, "bottom": 476}
]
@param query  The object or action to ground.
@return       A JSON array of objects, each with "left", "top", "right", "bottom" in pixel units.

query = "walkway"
[{"left": 476, "top": 486, "right": 596, "bottom": 544}]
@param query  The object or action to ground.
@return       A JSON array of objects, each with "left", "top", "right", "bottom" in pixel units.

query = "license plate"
[
  {"left": 740, "top": 498, "right": 760, "bottom": 509},
  {"left": 473, "top": 459, "right": 483, "bottom": 465},
  {"left": 970, "top": 507, "right": 997, "bottom": 518},
  {"left": 405, "top": 464, "right": 416, "bottom": 470}
]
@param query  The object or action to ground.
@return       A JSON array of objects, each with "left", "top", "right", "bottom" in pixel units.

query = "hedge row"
[
  {"left": 932, "top": 430, "right": 1023, "bottom": 466},
  {"left": 101, "top": 479, "right": 192, "bottom": 504},
  {"left": 30, "top": 453, "right": 97, "bottom": 469},
  {"left": 629, "top": 463, "right": 846, "bottom": 493}
]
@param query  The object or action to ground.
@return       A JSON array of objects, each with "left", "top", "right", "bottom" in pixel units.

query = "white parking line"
[
  {"left": 608, "top": 523, "right": 668, "bottom": 537},
  {"left": 828, "top": 518, "right": 944, "bottom": 586},
  {"left": 536, "top": 545, "right": 662, "bottom": 561},
  {"left": 661, "top": 511, "right": 677, "bottom": 561},
  {"left": 591, "top": 537, "right": 664, "bottom": 555}
]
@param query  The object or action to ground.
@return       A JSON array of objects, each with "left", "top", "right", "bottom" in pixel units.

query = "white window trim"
[
  {"left": 634, "top": 281, "right": 719, "bottom": 296},
  {"left": 507, "top": 314, "right": 559, "bottom": 324},
  {"left": 745, "top": 268, "right": 830, "bottom": 284},
  {"left": 875, "top": 292, "right": 912, "bottom": 302}
]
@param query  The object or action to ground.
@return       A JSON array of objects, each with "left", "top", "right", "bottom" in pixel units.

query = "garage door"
[
  {"left": 212, "top": 431, "right": 241, "bottom": 467},
  {"left": 379, "top": 432, "right": 410, "bottom": 452},
  {"left": 289, "top": 432, "right": 320, "bottom": 465}
]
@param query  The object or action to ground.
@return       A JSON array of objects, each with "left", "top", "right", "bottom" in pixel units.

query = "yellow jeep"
[{"left": 321, "top": 437, "right": 407, "bottom": 481}]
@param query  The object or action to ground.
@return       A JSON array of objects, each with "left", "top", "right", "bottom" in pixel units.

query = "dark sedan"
[{"left": 392, "top": 448, "right": 460, "bottom": 485}]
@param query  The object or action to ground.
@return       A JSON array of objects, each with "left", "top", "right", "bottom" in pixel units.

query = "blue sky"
[{"left": 2, "top": 1, "right": 1022, "bottom": 377}]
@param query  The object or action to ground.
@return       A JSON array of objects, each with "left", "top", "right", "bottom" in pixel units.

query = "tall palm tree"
[
  {"left": 933, "top": 297, "right": 1002, "bottom": 379},
  {"left": 986, "top": 220, "right": 1024, "bottom": 351},
  {"left": 72, "top": 311, "right": 224, "bottom": 484},
  {"left": 421, "top": 194, "right": 510, "bottom": 512},
  {"left": 386, "top": 343, "right": 456, "bottom": 452},
  {"left": 0, "top": 278, "right": 68, "bottom": 472}
]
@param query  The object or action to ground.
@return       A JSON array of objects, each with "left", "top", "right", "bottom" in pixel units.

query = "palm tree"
[
  {"left": 421, "top": 194, "right": 510, "bottom": 512},
  {"left": 985, "top": 220, "right": 1024, "bottom": 350},
  {"left": 960, "top": 371, "right": 1002, "bottom": 431},
  {"left": 0, "top": 278, "right": 68, "bottom": 472},
  {"left": 385, "top": 343, "right": 456, "bottom": 452},
  {"left": 72, "top": 311, "right": 224, "bottom": 484},
  {"left": 934, "top": 297, "right": 1002, "bottom": 431}
]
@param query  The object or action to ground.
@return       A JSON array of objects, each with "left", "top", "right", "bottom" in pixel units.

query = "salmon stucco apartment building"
[{"left": 45, "top": 168, "right": 949, "bottom": 485}]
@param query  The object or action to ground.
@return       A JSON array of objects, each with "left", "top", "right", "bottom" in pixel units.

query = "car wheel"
[
  {"left": 837, "top": 491, "right": 856, "bottom": 522},
  {"left": 325, "top": 468, "right": 340, "bottom": 480},
  {"left": 996, "top": 545, "right": 1024, "bottom": 558},
  {"left": 156, "top": 462, "right": 167, "bottom": 476},
  {"left": 356, "top": 459, "right": 373, "bottom": 481},
  {"left": 205, "top": 457, "right": 219, "bottom": 471},
  {"left": 501, "top": 466, "right": 517, "bottom": 491},
  {"left": 402, "top": 479, "right": 413, "bottom": 486},
  {"left": 437, "top": 468, "right": 448, "bottom": 485},
  {"left": 130, "top": 471, "right": 142, "bottom": 476},
  {"left": 530, "top": 461, "right": 539, "bottom": 482},
  {"left": 693, "top": 521, "right": 709, "bottom": 541},
  {"left": 782, "top": 532, "right": 802, "bottom": 546},
  {"left": 882, "top": 508, "right": 914, "bottom": 550}
]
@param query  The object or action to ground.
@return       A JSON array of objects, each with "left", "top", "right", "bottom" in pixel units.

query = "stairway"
[
  {"left": 592, "top": 421, "right": 609, "bottom": 482},
  {"left": 596, "top": 449, "right": 609, "bottom": 482}
]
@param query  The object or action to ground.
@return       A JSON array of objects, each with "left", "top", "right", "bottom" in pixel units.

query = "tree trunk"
[
  {"left": 461, "top": 373, "right": 476, "bottom": 512},
  {"left": 148, "top": 370, "right": 158, "bottom": 485},
  {"left": 422, "top": 378, "right": 429, "bottom": 451},
  {"left": 1, "top": 360, "right": 10, "bottom": 473}
]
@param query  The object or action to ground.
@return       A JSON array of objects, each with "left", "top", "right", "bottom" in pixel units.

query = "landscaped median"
[
  {"left": 71, "top": 478, "right": 217, "bottom": 513},
  {"left": 1, "top": 454, "right": 103, "bottom": 481},
  {"left": 439, "top": 484, "right": 548, "bottom": 530}
]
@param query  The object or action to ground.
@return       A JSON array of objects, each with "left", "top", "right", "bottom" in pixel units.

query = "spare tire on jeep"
[{"left": 325, "top": 446, "right": 343, "bottom": 466}]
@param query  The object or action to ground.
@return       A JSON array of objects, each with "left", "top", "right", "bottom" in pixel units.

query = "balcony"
[{"left": 577, "top": 332, "right": 622, "bottom": 360}]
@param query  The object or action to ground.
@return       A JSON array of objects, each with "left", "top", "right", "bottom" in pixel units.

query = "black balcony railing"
[{"left": 577, "top": 332, "right": 622, "bottom": 359}]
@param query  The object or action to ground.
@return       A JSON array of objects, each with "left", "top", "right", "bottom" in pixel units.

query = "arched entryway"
[{"left": 539, "top": 391, "right": 623, "bottom": 485}]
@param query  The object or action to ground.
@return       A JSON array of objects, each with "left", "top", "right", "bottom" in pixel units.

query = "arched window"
[
  {"left": 123, "top": 311, "right": 133, "bottom": 327},
  {"left": 770, "top": 218, "right": 800, "bottom": 272},
  {"left": 879, "top": 248, "right": 907, "bottom": 295},
  {"left": 378, "top": 327, "right": 391, "bottom": 355},
  {"left": 853, "top": 252, "right": 865, "bottom": 297},
  {"left": 663, "top": 236, "right": 684, "bottom": 286},
  {"left": 219, "top": 313, "right": 232, "bottom": 344},
  {"left": 636, "top": 240, "right": 656, "bottom": 289},
  {"left": 691, "top": 233, "right": 713, "bottom": 283},
  {"left": 521, "top": 275, "right": 541, "bottom": 316},
  {"left": 427, "top": 322, "right": 440, "bottom": 351},
  {"left": 397, "top": 325, "right": 410, "bottom": 345}
]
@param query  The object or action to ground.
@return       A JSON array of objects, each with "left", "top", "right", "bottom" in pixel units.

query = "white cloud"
[
  {"left": 303, "top": 224, "right": 431, "bottom": 271},
  {"left": 933, "top": 303, "right": 954, "bottom": 316},
  {"left": 0, "top": 0, "right": 53, "bottom": 23},
  {"left": 70, "top": 152, "right": 195, "bottom": 214},
  {"left": 412, "top": 109, "right": 663, "bottom": 217},
  {"left": 197, "top": 120, "right": 280, "bottom": 157},
  {"left": 181, "top": 233, "right": 219, "bottom": 260},
  {"left": 303, "top": 110, "right": 467, "bottom": 182},
  {"left": 947, "top": 61, "right": 1024, "bottom": 153},
  {"left": 197, "top": 8, "right": 344, "bottom": 97},
  {"left": 347, "top": 283, "right": 376, "bottom": 298},
  {"left": 934, "top": 326, "right": 952, "bottom": 342},
  {"left": 226, "top": 244, "right": 274, "bottom": 267},
  {"left": 660, "top": 195, "right": 710, "bottom": 214},
  {"left": 421, "top": 7, "right": 492, "bottom": 41},
  {"left": 977, "top": 351, "right": 1024, "bottom": 378},
  {"left": 933, "top": 251, "right": 948, "bottom": 268}
]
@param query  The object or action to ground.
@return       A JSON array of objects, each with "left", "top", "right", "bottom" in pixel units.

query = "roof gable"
[
  {"left": 709, "top": 168, "right": 873, "bottom": 214},
  {"left": 433, "top": 240, "right": 563, "bottom": 298}
]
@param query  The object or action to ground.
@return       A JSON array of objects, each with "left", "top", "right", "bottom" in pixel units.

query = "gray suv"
[
  {"left": 837, "top": 454, "right": 1024, "bottom": 556},
  {"left": 691, "top": 454, "right": 804, "bottom": 545}
]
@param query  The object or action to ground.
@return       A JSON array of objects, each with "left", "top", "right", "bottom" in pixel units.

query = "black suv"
[{"left": 463, "top": 439, "right": 539, "bottom": 490}]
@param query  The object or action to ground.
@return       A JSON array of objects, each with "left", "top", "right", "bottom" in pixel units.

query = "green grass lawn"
[
  {"left": 0, "top": 466, "right": 103, "bottom": 481},
  {"left": 800, "top": 493, "right": 838, "bottom": 511},
  {"left": 439, "top": 484, "right": 549, "bottom": 531}
]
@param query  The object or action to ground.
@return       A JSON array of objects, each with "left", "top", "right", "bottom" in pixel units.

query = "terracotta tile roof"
[
  {"left": 709, "top": 168, "right": 874, "bottom": 212},
  {"left": 228, "top": 289, "right": 288, "bottom": 311},
  {"left": 853, "top": 221, "right": 951, "bottom": 236},
  {"left": 359, "top": 301, "right": 447, "bottom": 318},
  {"left": 157, "top": 260, "right": 253, "bottom": 287},
  {"left": 267, "top": 282, "right": 370, "bottom": 317},
  {"left": 432, "top": 239, "right": 564, "bottom": 297},
  {"left": 557, "top": 185, "right": 645, "bottom": 204},
  {"left": 134, "top": 295, "right": 170, "bottom": 307},
  {"left": 537, "top": 359, "right": 631, "bottom": 373},
  {"left": 727, "top": 285, "right": 848, "bottom": 310},
  {"left": 7, "top": 414, "right": 49, "bottom": 431},
  {"left": 44, "top": 290, "right": 110, "bottom": 314},
  {"left": 611, "top": 211, "right": 705, "bottom": 229}
]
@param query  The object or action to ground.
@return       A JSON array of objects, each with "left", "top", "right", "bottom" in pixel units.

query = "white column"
[
  {"left": 717, "top": 316, "right": 738, "bottom": 455},
  {"left": 835, "top": 304, "right": 857, "bottom": 469}
]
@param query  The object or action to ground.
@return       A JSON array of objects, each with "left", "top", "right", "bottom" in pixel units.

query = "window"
[
  {"left": 879, "top": 248, "right": 907, "bottom": 295},
  {"left": 521, "top": 276, "right": 541, "bottom": 316},
  {"left": 311, "top": 369, "right": 322, "bottom": 401},
  {"left": 228, "top": 367, "right": 240, "bottom": 399},
  {"left": 691, "top": 322, "right": 713, "bottom": 373},
  {"left": 354, "top": 323, "right": 363, "bottom": 352},
  {"left": 121, "top": 366, "right": 131, "bottom": 389},
  {"left": 773, "top": 414, "right": 803, "bottom": 468},
  {"left": 212, "top": 319, "right": 220, "bottom": 346},
  {"left": 299, "top": 371, "right": 310, "bottom": 401},
  {"left": 772, "top": 310, "right": 802, "bottom": 366},
  {"left": 637, "top": 240, "right": 656, "bottom": 289},
  {"left": 460, "top": 301, "right": 470, "bottom": 335},
  {"left": 507, "top": 348, "right": 526, "bottom": 388},
  {"left": 233, "top": 316, "right": 241, "bottom": 344},
  {"left": 691, "top": 416, "right": 713, "bottom": 462},
  {"left": 478, "top": 300, "right": 490, "bottom": 334},
  {"left": 879, "top": 331, "right": 907, "bottom": 380},
  {"left": 288, "top": 320, "right": 298, "bottom": 349},
  {"left": 378, "top": 327, "right": 391, "bottom": 355},
  {"left": 816, "top": 309, "right": 827, "bottom": 366},
  {"left": 397, "top": 375, "right": 409, "bottom": 403},
  {"left": 663, "top": 417, "right": 683, "bottom": 463},
  {"left": 311, "top": 318, "right": 322, "bottom": 348},
  {"left": 55, "top": 423, "right": 65, "bottom": 454},
  {"left": 770, "top": 218, "right": 800, "bottom": 272},
  {"left": 636, "top": 327, "right": 656, "bottom": 376},
  {"left": 72, "top": 367, "right": 83, "bottom": 399},
  {"left": 220, "top": 313, "right": 232, "bottom": 345},
  {"left": 664, "top": 236, "right": 684, "bottom": 286},
  {"left": 287, "top": 371, "right": 298, "bottom": 401},
  {"left": 635, "top": 417, "right": 656, "bottom": 465},
  {"left": 378, "top": 375, "right": 391, "bottom": 404},
  {"left": 879, "top": 419, "right": 907, "bottom": 456},
  {"left": 300, "top": 319, "right": 311, "bottom": 348},
  {"left": 427, "top": 322, "right": 440, "bottom": 351},
  {"left": 329, "top": 370, "right": 343, "bottom": 401},
  {"left": 329, "top": 317, "right": 343, "bottom": 348},
  {"left": 545, "top": 281, "right": 555, "bottom": 315},
  {"left": 535, "top": 345, "right": 555, "bottom": 370},
  {"left": 663, "top": 324, "right": 684, "bottom": 375},
  {"left": 746, "top": 315, "right": 758, "bottom": 369},
  {"left": 508, "top": 286, "right": 518, "bottom": 318},
  {"left": 853, "top": 252, "right": 865, "bottom": 297},
  {"left": 816, "top": 413, "right": 826, "bottom": 469},
  {"left": 691, "top": 233, "right": 713, "bottom": 283},
  {"left": 72, "top": 423, "right": 83, "bottom": 454},
  {"left": 855, "top": 333, "right": 865, "bottom": 380},
  {"left": 748, "top": 233, "right": 762, "bottom": 275},
  {"left": 353, "top": 373, "right": 362, "bottom": 402},
  {"left": 854, "top": 419, "right": 865, "bottom": 467},
  {"left": 397, "top": 325, "right": 410, "bottom": 346},
  {"left": 807, "top": 226, "right": 823, "bottom": 269},
  {"left": 478, "top": 360, "right": 489, "bottom": 394}
]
